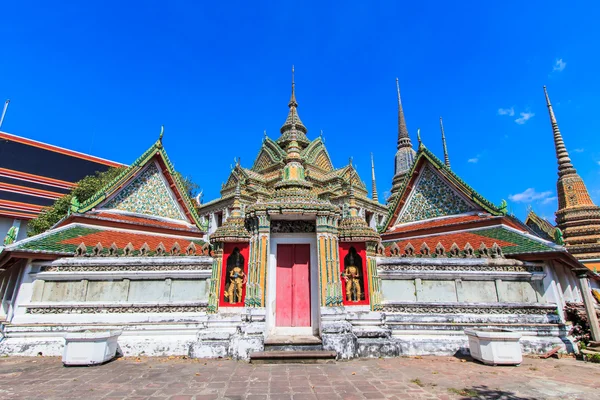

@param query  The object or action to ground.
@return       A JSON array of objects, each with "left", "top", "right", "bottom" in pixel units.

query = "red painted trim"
[
  {"left": 339, "top": 242, "right": 370, "bottom": 306},
  {"left": 0, "top": 199, "right": 45, "bottom": 212},
  {"left": 0, "top": 167, "right": 75, "bottom": 190},
  {"left": 0, "top": 210, "right": 38, "bottom": 220},
  {"left": 219, "top": 243, "right": 249, "bottom": 307},
  {"left": 0, "top": 131, "right": 124, "bottom": 167},
  {"left": 0, "top": 182, "right": 64, "bottom": 199}
]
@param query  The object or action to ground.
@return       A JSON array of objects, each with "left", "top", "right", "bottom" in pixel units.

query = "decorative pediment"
[
  {"left": 251, "top": 137, "right": 286, "bottom": 172},
  {"left": 76, "top": 136, "right": 203, "bottom": 229},
  {"left": 382, "top": 146, "right": 505, "bottom": 232},
  {"left": 101, "top": 161, "right": 187, "bottom": 221},
  {"left": 393, "top": 164, "right": 476, "bottom": 225},
  {"left": 302, "top": 138, "right": 334, "bottom": 172}
]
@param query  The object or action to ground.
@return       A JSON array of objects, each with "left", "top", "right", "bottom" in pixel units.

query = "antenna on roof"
[{"left": 0, "top": 100, "right": 10, "bottom": 130}]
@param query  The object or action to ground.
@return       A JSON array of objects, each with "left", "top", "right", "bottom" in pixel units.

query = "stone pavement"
[{"left": 0, "top": 355, "right": 599, "bottom": 400}]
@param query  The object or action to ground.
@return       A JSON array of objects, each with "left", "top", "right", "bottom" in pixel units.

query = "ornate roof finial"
[
  {"left": 290, "top": 65, "right": 297, "bottom": 107},
  {"left": 371, "top": 152, "right": 379, "bottom": 202},
  {"left": 158, "top": 125, "right": 164, "bottom": 147},
  {"left": 440, "top": 117, "right": 450, "bottom": 168},
  {"left": 417, "top": 128, "right": 422, "bottom": 147},
  {"left": 544, "top": 86, "right": 576, "bottom": 177},
  {"left": 279, "top": 66, "right": 308, "bottom": 143},
  {"left": 396, "top": 78, "right": 412, "bottom": 150}
]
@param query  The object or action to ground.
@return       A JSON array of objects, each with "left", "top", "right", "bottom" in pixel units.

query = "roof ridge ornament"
[{"left": 158, "top": 125, "right": 164, "bottom": 148}]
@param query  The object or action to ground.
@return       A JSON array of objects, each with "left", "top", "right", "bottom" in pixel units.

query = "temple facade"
[{"left": 0, "top": 73, "right": 598, "bottom": 360}]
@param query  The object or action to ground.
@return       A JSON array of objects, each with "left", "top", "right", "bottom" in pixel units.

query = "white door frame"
[{"left": 266, "top": 233, "right": 320, "bottom": 337}]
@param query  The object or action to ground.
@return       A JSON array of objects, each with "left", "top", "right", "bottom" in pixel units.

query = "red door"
[{"left": 276, "top": 244, "right": 311, "bottom": 327}]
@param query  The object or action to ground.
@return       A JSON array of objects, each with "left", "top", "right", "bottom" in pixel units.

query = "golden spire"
[
  {"left": 440, "top": 117, "right": 450, "bottom": 168},
  {"left": 544, "top": 86, "right": 576, "bottom": 177}
]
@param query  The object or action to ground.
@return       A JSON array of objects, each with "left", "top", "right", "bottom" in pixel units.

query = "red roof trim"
[
  {"left": 0, "top": 167, "right": 75, "bottom": 189},
  {"left": 0, "top": 131, "right": 124, "bottom": 168},
  {"left": 0, "top": 181, "right": 64, "bottom": 199}
]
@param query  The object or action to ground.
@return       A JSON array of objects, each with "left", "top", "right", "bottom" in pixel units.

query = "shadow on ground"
[{"left": 455, "top": 385, "right": 538, "bottom": 399}]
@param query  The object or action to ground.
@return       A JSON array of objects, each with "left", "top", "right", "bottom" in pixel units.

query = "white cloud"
[
  {"left": 498, "top": 107, "right": 515, "bottom": 116},
  {"left": 515, "top": 112, "right": 535, "bottom": 125},
  {"left": 574, "top": 148, "right": 584, "bottom": 153},
  {"left": 541, "top": 196, "right": 558, "bottom": 205},
  {"left": 468, "top": 157, "right": 479, "bottom": 163},
  {"left": 509, "top": 188, "right": 553, "bottom": 203},
  {"left": 553, "top": 58, "right": 566, "bottom": 72}
]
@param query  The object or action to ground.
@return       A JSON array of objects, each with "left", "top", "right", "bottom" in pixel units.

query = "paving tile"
[{"left": 1, "top": 356, "right": 599, "bottom": 400}]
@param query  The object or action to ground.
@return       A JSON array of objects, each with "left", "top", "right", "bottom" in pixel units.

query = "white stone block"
[
  {"left": 419, "top": 280, "right": 457, "bottom": 302},
  {"left": 85, "top": 281, "right": 129, "bottom": 302},
  {"left": 382, "top": 280, "right": 416, "bottom": 301},
  {"left": 456, "top": 281, "right": 497, "bottom": 302},
  {"left": 62, "top": 330, "right": 122, "bottom": 366},
  {"left": 170, "top": 280, "right": 207, "bottom": 301},
  {"left": 464, "top": 329, "right": 522, "bottom": 365},
  {"left": 128, "top": 280, "right": 167, "bottom": 302},
  {"left": 42, "top": 281, "right": 87, "bottom": 302}
]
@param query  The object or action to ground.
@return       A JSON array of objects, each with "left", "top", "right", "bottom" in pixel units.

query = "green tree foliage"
[
  {"left": 27, "top": 167, "right": 125, "bottom": 237},
  {"left": 176, "top": 172, "right": 200, "bottom": 198}
]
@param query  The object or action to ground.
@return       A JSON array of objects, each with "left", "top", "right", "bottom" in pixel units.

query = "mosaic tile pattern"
[
  {"left": 103, "top": 162, "right": 186, "bottom": 220},
  {"left": 396, "top": 164, "right": 474, "bottom": 224}
]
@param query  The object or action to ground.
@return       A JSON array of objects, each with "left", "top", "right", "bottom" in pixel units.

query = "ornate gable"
[
  {"left": 394, "top": 164, "right": 475, "bottom": 225},
  {"left": 251, "top": 138, "right": 286, "bottom": 172},
  {"left": 383, "top": 146, "right": 505, "bottom": 232},
  {"left": 76, "top": 135, "right": 203, "bottom": 229},
  {"left": 101, "top": 161, "right": 186, "bottom": 221},
  {"left": 302, "top": 138, "right": 334, "bottom": 172}
]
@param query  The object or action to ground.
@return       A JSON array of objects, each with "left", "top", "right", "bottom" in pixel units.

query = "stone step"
[
  {"left": 264, "top": 343, "right": 323, "bottom": 352},
  {"left": 263, "top": 335, "right": 323, "bottom": 351},
  {"left": 250, "top": 350, "right": 336, "bottom": 364},
  {"left": 587, "top": 341, "right": 600, "bottom": 351},
  {"left": 581, "top": 349, "right": 600, "bottom": 362}
]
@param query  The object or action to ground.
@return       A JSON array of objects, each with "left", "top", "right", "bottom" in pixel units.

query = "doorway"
[{"left": 276, "top": 244, "right": 311, "bottom": 327}]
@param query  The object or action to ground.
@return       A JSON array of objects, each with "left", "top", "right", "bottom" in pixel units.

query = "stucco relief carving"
[
  {"left": 270, "top": 220, "right": 316, "bottom": 233},
  {"left": 41, "top": 264, "right": 212, "bottom": 272},
  {"left": 378, "top": 264, "right": 543, "bottom": 273},
  {"left": 382, "top": 304, "right": 554, "bottom": 315},
  {"left": 26, "top": 304, "right": 208, "bottom": 314}
]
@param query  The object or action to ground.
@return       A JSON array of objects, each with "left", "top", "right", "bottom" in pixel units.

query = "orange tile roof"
[
  {"left": 387, "top": 215, "right": 489, "bottom": 233},
  {"left": 384, "top": 231, "right": 515, "bottom": 256},
  {"left": 90, "top": 211, "right": 195, "bottom": 230},
  {"left": 60, "top": 229, "right": 200, "bottom": 252}
]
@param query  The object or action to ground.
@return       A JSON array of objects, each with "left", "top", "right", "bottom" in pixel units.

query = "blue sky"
[{"left": 1, "top": 1, "right": 599, "bottom": 222}]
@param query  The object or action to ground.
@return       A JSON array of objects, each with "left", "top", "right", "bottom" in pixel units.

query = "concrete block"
[
  {"left": 418, "top": 280, "right": 457, "bottom": 302},
  {"left": 128, "top": 280, "right": 167, "bottom": 302},
  {"left": 456, "top": 281, "right": 498, "bottom": 302},
  {"left": 85, "top": 280, "right": 129, "bottom": 302},
  {"left": 170, "top": 279, "right": 208, "bottom": 301},
  {"left": 41, "top": 281, "right": 87, "bottom": 302},
  {"left": 382, "top": 280, "right": 416, "bottom": 302},
  {"left": 497, "top": 281, "right": 538, "bottom": 303}
]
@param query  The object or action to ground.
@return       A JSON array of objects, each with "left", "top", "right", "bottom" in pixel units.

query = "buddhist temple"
[{"left": 0, "top": 72, "right": 598, "bottom": 360}]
